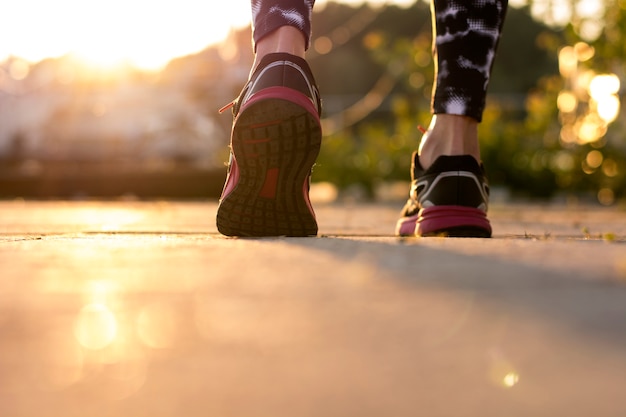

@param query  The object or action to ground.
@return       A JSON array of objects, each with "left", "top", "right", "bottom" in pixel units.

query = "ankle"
[
  {"left": 418, "top": 114, "right": 480, "bottom": 169},
  {"left": 252, "top": 26, "right": 306, "bottom": 76}
]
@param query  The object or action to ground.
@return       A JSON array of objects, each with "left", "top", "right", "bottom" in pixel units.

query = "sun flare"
[
  {"left": 2, "top": 0, "right": 418, "bottom": 71},
  {"left": 2, "top": 0, "right": 253, "bottom": 71}
]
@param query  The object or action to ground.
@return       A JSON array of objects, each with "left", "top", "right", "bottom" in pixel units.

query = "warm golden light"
[
  {"left": 9, "top": 59, "right": 30, "bottom": 80},
  {"left": 589, "top": 74, "right": 621, "bottom": 99},
  {"left": 557, "top": 90, "right": 577, "bottom": 113},
  {"left": 76, "top": 208, "right": 144, "bottom": 232},
  {"left": 575, "top": 114, "right": 607, "bottom": 144},
  {"left": 75, "top": 303, "right": 118, "bottom": 350},
  {"left": 488, "top": 350, "right": 520, "bottom": 389},
  {"left": 2, "top": 0, "right": 253, "bottom": 71},
  {"left": 588, "top": 74, "right": 621, "bottom": 123},
  {"left": 586, "top": 150, "right": 604, "bottom": 169},
  {"left": 558, "top": 46, "right": 577, "bottom": 77},
  {"left": 573, "top": 42, "right": 595, "bottom": 62},
  {"left": 314, "top": 36, "right": 333, "bottom": 55},
  {"left": 574, "top": 69, "right": 596, "bottom": 94},
  {"left": 598, "top": 188, "right": 615, "bottom": 205},
  {"left": 502, "top": 372, "right": 520, "bottom": 388},
  {"left": 596, "top": 95, "right": 620, "bottom": 123},
  {"left": 560, "top": 124, "right": 577, "bottom": 144},
  {"left": 602, "top": 158, "right": 619, "bottom": 177}
]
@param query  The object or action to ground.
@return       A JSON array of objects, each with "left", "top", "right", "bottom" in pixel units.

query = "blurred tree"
[
  {"left": 508, "top": 0, "right": 626, "bottom": 204},
  {"left": 311, "top": 2, "right": 568, "bottom": 200}
]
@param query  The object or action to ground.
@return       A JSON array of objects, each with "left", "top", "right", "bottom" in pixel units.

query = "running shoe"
[
  {"left": 217, "top": 53, "right": 322, "bottom": 237},
  {"left": 395, "top": 153, "right": 492, "bottom": 237}
]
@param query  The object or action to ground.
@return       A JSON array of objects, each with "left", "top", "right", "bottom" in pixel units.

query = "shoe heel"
[
  {"left": 217, "top": 96, "right": 321, "bottom": 237},
  {"left": 416, "top": 206, "right": 492, "bottom": 237}
]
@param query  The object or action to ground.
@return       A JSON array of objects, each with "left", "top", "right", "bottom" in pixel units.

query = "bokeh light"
[
  {"left": 586, "top": 150, "right": 604, "bottom": 168},
  {"left": 598, "top": 188, "right": 615, "bottom": 205},
  {"left": 503, "top": 371, "right": 520, "bottom": 388},
  {"left": 9, "top": 59, "right": 30, "bottom": 80},
  {"left": 488, "top": 349, "right": 520, "bottom": 389},
  {"left": 74, "top": 303, "right": 118, "bottom": 350},
  {"left": 558, "top": 46, "right": 578, "bottom": 77},
  {"left": 557, "top": 90, "right": 577, "bottom": 113},
  {"left": 556, "top": 38, "right": 621, "bottom": 209},
  {"left": 596, "top": 95, "right": 620, "bottom": 123},
  {"left": 589, "top": 74, "right": 621, "bottom": 123},
  {"left": 590, "top": 74, "right": 621, "bottom": 98},
  {"left": 602, "top": 158, "right": 619, "bottom": 177}
]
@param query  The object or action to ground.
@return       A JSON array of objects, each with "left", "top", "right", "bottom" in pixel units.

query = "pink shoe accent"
[
  {"left": 415, "top": 206, "right": 491, "bottom": 237},
  {"left": 220, "top": 155, "right": 239, "bottom": 201},
  {"left": 259, "top": 168, "right": 279, "bottom": 199},
  {"left": 395, "top": 213, "right": 419, "bottom": 236},
  {"left": 303, "top": 177, "right": 316, "bottom": 220}
]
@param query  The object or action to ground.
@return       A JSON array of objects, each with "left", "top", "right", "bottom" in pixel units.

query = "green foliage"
[
  {"left": 505, "top": 0, "right": 626, "bottom": 203},
  {"left": 311, "top": 1, "right": 625, "bottom": 204},
  {"left": 315, "top": 114, "right": 419, "bottom": 198}
]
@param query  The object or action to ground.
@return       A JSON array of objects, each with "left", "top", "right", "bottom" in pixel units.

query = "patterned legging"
[{"left": 251, "top": 0, "right": 508, "bottom": 122}]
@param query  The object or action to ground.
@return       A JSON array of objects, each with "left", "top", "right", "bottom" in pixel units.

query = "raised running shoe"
[
  {"left": 217, "top": 53, "right": 322, "bottom": 237},
  {"left": 395, "top": 153, "right": 492, "bottom": 237}
]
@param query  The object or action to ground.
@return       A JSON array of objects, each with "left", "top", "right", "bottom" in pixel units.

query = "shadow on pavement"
[{"left": 285, "top": 235, "right": 626, "bottom": 348}]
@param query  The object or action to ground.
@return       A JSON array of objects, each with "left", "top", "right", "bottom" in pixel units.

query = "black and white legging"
[{"left": 251, "top": 0, "right": 508, "bottom": 122}]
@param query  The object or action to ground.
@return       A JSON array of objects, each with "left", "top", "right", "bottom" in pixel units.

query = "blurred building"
[{"left": 0, "top": 29, "right": 254, "bottom": 198}]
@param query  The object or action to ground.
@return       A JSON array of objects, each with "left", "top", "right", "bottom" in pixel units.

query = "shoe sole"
[
  {"left": 416, "top": 206, "right": 492, "bottom": 237},
  {"left": 396, "top": 206, "right": 492, "bottom": 238},
  {"left": 217, "top": 90, "right": 322, "bottom": 237}
]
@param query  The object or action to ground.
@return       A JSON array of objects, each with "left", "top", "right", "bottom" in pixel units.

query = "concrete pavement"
[{"left": 1, "top": 199, "right": 625, "bottom": 417}]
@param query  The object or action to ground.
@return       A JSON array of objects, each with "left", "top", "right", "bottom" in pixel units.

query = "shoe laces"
[{"left": 218, "top": 100, "right": 235, "bottom": 114}]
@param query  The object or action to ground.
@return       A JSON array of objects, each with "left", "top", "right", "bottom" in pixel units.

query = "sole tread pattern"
[{"left": 217, "top": 99, "right": 321, "bottom": 237}]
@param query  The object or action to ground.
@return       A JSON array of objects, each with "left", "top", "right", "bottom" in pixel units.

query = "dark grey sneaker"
[
  {"left": 217, "top": 53, "right": 322, "bottom": 237},
  {"left": 395, "top": 153, "right": 492, "bottom": 237}
]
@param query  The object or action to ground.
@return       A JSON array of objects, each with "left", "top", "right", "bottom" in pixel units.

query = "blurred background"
[{"left": 0, "top": 0, "right": 624, "bottom": 204}]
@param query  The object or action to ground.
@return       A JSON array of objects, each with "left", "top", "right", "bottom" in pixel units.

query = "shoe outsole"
[
  {"left": 396, "top": 206, "right": 492, "bottom": 238},
  {"left": 419, "top": 226, "right": 492, "bottom": 238},
  {"left": 217, "top": 97, "right": 322, "bottom": 237}
]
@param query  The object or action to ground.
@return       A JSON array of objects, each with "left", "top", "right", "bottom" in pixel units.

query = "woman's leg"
[
  {"left": 419, "top": 0, "right": 508, "bottom": 169},
  {"left": 397, "top": 0, "right": 508, "bottom": 237},
  {"left": 251, "top": 0, "right": 313, "bottom": 66}
]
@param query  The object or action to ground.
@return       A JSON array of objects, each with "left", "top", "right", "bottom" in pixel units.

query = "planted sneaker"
[
  {"left": 217, "top": 53, "right": 322, "bottom": 237},
  {"left": 395, "top": 153, "right": 492, "bottom": 237}
]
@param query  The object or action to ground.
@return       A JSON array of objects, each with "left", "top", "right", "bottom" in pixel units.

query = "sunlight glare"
[
  {"left": 590, "top": 74, "right": 621, "bottom": 99},
  {"left": 589, "top": 74, "right": 621, "bottom": 123},
  {"left": 488, "top": 349, "right": 520, "bottom": 389},
  {"left": 4, "top": 0, "right": 418, "bottom": 70},
  {"left": 75, "top": 303, "right": 118, "bottom": 350},
  {"left": 2, "top": 0, "right": 252, "bottom": 71},
  {"left": 502, "top": 372, "right": 520, "bottom": 388},
  {"left": 596, "top": 95, "right": 620, "bottom": 123},
  {"left": 9, "top": 59, "right": 30, "bottom": 80}
]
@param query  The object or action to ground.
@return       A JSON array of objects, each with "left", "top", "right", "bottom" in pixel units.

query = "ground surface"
[{"left": 1, "top": 200, "right": 625, "bottom": 417}]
